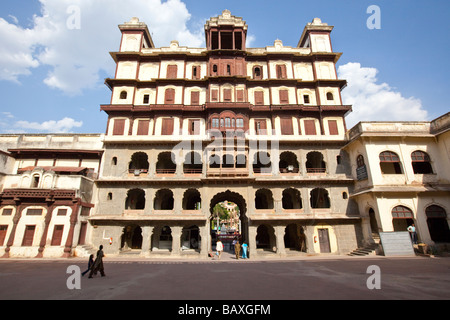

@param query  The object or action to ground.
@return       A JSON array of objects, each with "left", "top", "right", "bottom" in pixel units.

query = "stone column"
[
  {"left": 248, "top": 225, "right": 257, "bottom": 258},
  {"left": 36, "top": 202, "right": 56, "bottom": 258},
  {"left": 275, "top": 225, "right": 286, "bottom": 257},
  {"left": 140, "top": 226, "right": 154, "bottom": 257},
  {"left": 62, "top": 201, "right": 80, "bottom": 258},
  {"left": 171, "top": 226, "right": 182, "bottom": 256},
  {"left": 2, "top": 203, "right": 25, "bottom": 258},
  {"left": 199, "top": 225, "right": 209, "bottom": 258}
]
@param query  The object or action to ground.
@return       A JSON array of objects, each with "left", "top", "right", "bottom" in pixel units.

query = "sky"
[{"left": 0, "top": 0, "right": 448, "bottom": 134}]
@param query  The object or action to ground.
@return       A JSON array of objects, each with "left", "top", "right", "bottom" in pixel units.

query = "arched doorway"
[
  {"left": 284, "top": 224, "right": 306, "bottom": 252},
  {"left": 181, "top": 225, "right": 201, "bottom": 251},
  {"left": 121, "top": 225, "right": 142, "bottom": 250},
  {"left": 209, "top": 190, "right": 247, "bottom": 253},
  {"left": 426, "top": 205, "right": 450, "bottom": 243},
  {"left": 256, "top": 224, "right": 275, "bottom": 251}
]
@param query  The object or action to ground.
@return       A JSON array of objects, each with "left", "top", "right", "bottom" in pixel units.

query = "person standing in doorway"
[
  {"left": 407, "top": 224, "right": 418, "bottom": 244},
  {"left": 241, "top": 242, "right": 248, "bottom": 259},
  {"left": 216, "top": 240, "right": 223, "bottom": 260},
  {"left": 89, "top": 245, "right": 106, "bottom": 278},
  {"left": 234, "top": 240, "right": 241, "bottom": 259}
]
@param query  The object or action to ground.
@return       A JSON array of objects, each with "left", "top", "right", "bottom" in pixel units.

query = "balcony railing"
[
  {"left": 155, "top": 168, "right": 176, "bottom": 175},
  {"left": 306, "top": 168, "right": 326, "bottom": 174}
]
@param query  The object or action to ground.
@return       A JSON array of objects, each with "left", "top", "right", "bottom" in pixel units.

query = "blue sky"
[{"left": 0, "top": 0, "right": 448, "bottom": 133}]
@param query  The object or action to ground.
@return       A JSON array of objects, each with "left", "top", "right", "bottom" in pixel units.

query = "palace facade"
[{"left": 0, "top": 11, "right": 448, "bottom": 258}]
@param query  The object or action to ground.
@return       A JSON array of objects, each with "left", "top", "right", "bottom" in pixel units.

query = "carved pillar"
[
  {"left": 248, "top": 224, "right": 257, "bottom": 258},
  {"left": 62, "top": 201, "right": 80, "bottom": 258},
  {"left": 275, "top": 225, "right": 286, "bottom": 256},
  {"left": 140, "top": 225, "right": 154, "bottom": 257},
  {"left": 171, "top": 226, "right": 182, "bottom": 256},
  {"left": 2, "top": 203, "right": 25, "bottom": 258},
  {"left": 199, "top": 224, "right": 209, "bottom": 258},
  {"left": 36, "top": 201, "right": 56, "bottom": 258}
]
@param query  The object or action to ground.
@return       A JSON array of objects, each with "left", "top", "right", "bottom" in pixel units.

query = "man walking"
[{"left": 88, "top": 245, "right": 106, "bottom": 278}]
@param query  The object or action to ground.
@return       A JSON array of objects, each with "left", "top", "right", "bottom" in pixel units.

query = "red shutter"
[
  {"left": 211, "top": 89, "right": 218, "bottom": 101},
  {"left": 51, "top": 225, "right": 64, "bottom": 246},
  {"left": 22, "top": 225, "right": 35, "bottom": 246},
  {"left": 78, "top": 222, "right": 87, "bottom": 246},
  {"left": 279, "top": 90, "right": 289, "bottom": 104},
  {"left": 137, "top": 119, "right": 149, "bottom": 135},
  {"left": 236, "top": 89, "right": 244, "bottom": 102},
  {"left": 113, "top": 119, "right": 125, "bottom": 135},
  {"left": 167, "top": 65, "right": 177, "bottom": 78},
  {"left": 254, "top": 91, "right": 264, "bottom": 105},
  {"left": 328, "top": 120, "right": 338, "bottom": 135},
  {"left": 0, "top": 225, "right": 7, "bottom": 246},
  {"left": 164, "top": 88, "right": 175, "bottom": 104},
  {"left": 223, "top": 89, "right": 232, "bottom": 101},
  {"left": 255, "top": 119, "right": 267, "bottom": 135},
  {"left": 161, "top": 118, "right": 174, "bottom": 135},
  {"left": 191, "top": 91, "right": 200, "bottom": 105},
  {"left": 280, "top": 118, "right": 293, "bottom": 135},
  {"left": 192, "top": 65, "right": 200, "bottom": 79},
  {"left": 276, "top": 64, "right": 287, "bottom": 79},
  {"left": 304, "top": 120, "right": 317, "bottom": 135},
  {"left": 189, "top": 120, "right": 200, "bottom": 135}
]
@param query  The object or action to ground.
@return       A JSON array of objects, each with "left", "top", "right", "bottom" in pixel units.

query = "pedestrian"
[
  {"left": 81, "top": 254, "right": 94, "bottom": 276},
  {"left": 88, "top": 245, "right": 105, "bottom": 278},
  {"left": 216, "top": 240, "right": 223, "bottom": 260},
  {"left": 232, "top": 238, "right": 237, "bottom": 254},
  {"left": 234, "top": 240, "right": 241, "bottom": 259},
  {"left": 241, "top": 242, "right": 248, "bottom": 259},
  {"left": 407, "top": 224, "right": 418, "bottom": 244}
]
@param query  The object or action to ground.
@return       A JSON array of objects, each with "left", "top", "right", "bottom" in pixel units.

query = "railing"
[
  {"left": 207, "top": 168, "right": 248, "bottom": 177},
  {"left": 306, "top": 168, "right": 326, "bottom": 174},
  {"left": 183, "top": 168, "right": 202, "bottom": 174},
  {"left": 128, "top": 169, "right": 148, "bottom": 175},
  {"left": 155, "top": 168, "right": 176, "bottom": 174},
  {"left": 279, "top": 167, "right": 299, "bottom": 174}
]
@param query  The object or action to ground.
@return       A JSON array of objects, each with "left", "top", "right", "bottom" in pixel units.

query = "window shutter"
[
  {"left": 279, "top": 90, "right": 289, "bottom": 104},
  {"left": 304, "top": 120, "right": 317, "bottom": 135},
  {"left": 277, "top": 64, "right": 287, "bottom": 79},
  {"left": 328, "top": 120, "right": 338, "bottom": 135},
  {"left": 280, "top": 118, "right": 293, "bottom": 135},
  {"left": 167, "top": 65, "right": 177, "bottom": 78},
  {"left": 223, "top": 89, "right": 232, "bottom": 102},
  {"left": 254, "top": 91, "right": 264, "bottom": 105},
  {"left": 137, "top": 119, "right": 149, "bottom": 135},
  {"left": 211, "top": 89, "right": 218, "bottom": 101},
  {"left": 51, "top": 225, "right": 64, "bottom": 246},
  {"left": 22, "top": 225, "right": 36, "bottom": 246},
  {"left": 189, "top": 120, "right": 200, "bottom": 135},
  {"left": 255, "top": 119, "right": 267, "bottom": 135},
  {"left": 191, "top": 91, "right": 200, "bottom": 105},
  {"left": 164, "top": 88, "right": 175, "bottom": 104},
  {"left": 113, "top": 119, "right": 125, "bottom": 135},
  {"left": 0, "top": 225, "right": 8, "bottom": 246},
  {"left": 161, "top": 118, "right": 174, "bottom": 135},
  {"left": 236, "top": 89, "right": 244, "bottom": 102}
]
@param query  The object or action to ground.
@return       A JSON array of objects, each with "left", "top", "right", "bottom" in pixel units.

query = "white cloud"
[
  {"left": 338, "top": 62, "right": 428, "bottom": 128},
  {"left": 0, "top": 0, "right": 204, "bottom": 95},
  {"left": 14, "top": 117, "right": 83, "bottom": 133}
]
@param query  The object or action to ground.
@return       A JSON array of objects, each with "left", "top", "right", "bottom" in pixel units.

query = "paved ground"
[{"left": 0, "top": 254, "right": 449, "bottom": 303}]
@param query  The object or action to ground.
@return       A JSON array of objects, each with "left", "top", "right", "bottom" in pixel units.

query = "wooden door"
[
  {"left": 318, "top": 228, "right": 331, "bottom": 253},
  {"left": 51, "top": 225, "right": 64, "bottom": 246},
  {"left": 78, "top": 222, "right": 87, "bottom": 246}
]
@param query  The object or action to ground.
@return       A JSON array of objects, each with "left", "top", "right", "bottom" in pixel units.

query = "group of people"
[
  {"left": 212, "top": 238, "right": 248, "bottom": 260},
  {"left": 82, "top": 245, "right": 106, "bottom": 278}
]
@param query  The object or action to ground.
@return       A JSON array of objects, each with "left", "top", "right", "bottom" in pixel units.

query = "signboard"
[
  {"left": 379, "top": 232, "right": 415, "bottom": 256},
  {"left": 356, "top": 165, "right": 368, "bottom": 180}
]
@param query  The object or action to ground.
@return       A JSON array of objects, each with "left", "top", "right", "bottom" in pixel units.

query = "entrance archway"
[
  {"left": 256, "top": 224, "right": 275, "bottom": 251},
  {"left": 121, "top": 225, "right": 142, "bottom": 250},
  {"left": 209, "top": 190, "right": 247, "bottom": 253},
  {"left": 284, "top": 224, "right": 306, "bottom": 252}
]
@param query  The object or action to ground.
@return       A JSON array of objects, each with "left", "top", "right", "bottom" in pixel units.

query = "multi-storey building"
[
  {"left": 90, "top": 10, "right": 360, "bottom": 258},
  {"left": 343, "top": 113, "right": 450, "bottom": 249},
  {"left": 0, "top": 11, "right": 447, "bottom": 259},
  {"left": 0, "top": 134, "right": 103, "bottom": 257}
]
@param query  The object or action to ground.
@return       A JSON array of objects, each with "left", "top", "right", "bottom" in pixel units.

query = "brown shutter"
[
  {"left": 236, "top": 89, "right": 244, "bottom": 102},
  {"left": 211, "top": 89, "right": 218, "bottom": 101},
  {"left": 276, "top": 64, "right": 287, "bottom": 79},
  {"left": 0, "top": 225, "right": 7, "bottom": 246},
  {"left": 191, "top": 91, "right": 200, "bottom": 105},
  {"left": 78, "top": 222, "right": 87, "bottom": 246},
  {"left": 304, "top": 119, "right": 317, "bottom": 135},
  {"left": 254, "top": 91, "right": 264, "bottom": 105},
  {"left": 189, "top": 120, "right": 200, "bottom": 135},
  {"left": 113, "top": 119, "right": 125, "bottom": 135},
  {"left": 279, "top": 90, "right": 289, "bottom": 104},
  {"left": 164, "top": 88, "right": 175, "bottom": 104},
  {"left": 51, "top": 225, "right": 64, "bottom": 246},
  {"left": 167, "top": 65, "right": 177, "bottom": 78},
  {"left": 192, "top": 65, "right": 200, "bottom": 79},
  {"left": 161, "top": 118, "right": 174, "bottom": 135},
  {"left": 137, "top": 119, "right": 149, "bottom": 135},
  {"left": 280, "top": 118, "right": 293, "bottom": 135},
  {"left": 223, "top": 89, "right": 232, "bottom": 101},
  {"left": 22, "top": 225, "right": 36, "bottom": 246},
  {"left": 328, "top": 120, "right": 338, "bottom": 135},
  {"left": 255, "top": 119, "right": 267, "bottom": 135}
]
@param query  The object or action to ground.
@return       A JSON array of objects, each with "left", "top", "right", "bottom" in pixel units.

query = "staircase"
[
  {"left": 347, "top": 234, "right": 380, "bottom": 256},
  {"left": 74, "top": 244, "right": 96, "bottom": 258}
]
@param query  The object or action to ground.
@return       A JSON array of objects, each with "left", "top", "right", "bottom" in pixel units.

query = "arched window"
[
  {"left": 379, "top": 151, "right": 403, "bottom": 174},
  {"left": 411, "top": 151, "right": 433, "bottom": 174},
  {"left": 310, "top": 188, "right": 330, "bottom": 209},
  {"left": 391, "top": 205, "right": 414, "bottom": 232},
  {"left": 253, "top": 65, "right": 263, "bottom": 79},
  {"left": 154, "top": 189, "right": 174, "bottom": 210},
  {"left": 164, "top": 88, "right": 175, "bottom": 104},
  {"left": 125, "top": 188, "right": 145, "bottom": 210},
  {"left": 326, "top": 92, "right": 334, "bottom": 100},
  {"left": 120, "top": 91, "right": 127, "bottom": 99},
  {"left": 306, "top": 151, "right": 326, "bottom": 173},
  {"left": 255, "top": 189, "right": 274, "bottom": 209}
]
